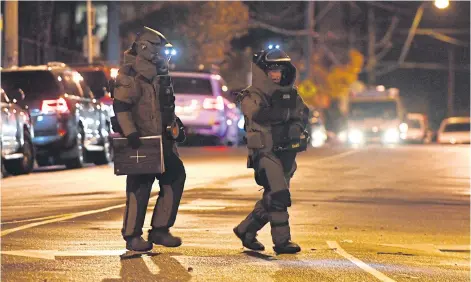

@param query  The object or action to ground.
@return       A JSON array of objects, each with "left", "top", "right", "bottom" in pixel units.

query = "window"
[
  {"left": 80, "top": 80, "right": 94, "bottom": 99},
  {"left": 408, "top": 120, "right": 422, "bottom": 129},
  {"left": 79, "top": 70, "right": 108, "bottom": 99},
  {"left": 444, "top": 123, "right": 470, "bottom": 132},
  {"left": 171, "top": 77, "right": 213, "bottom": 95},
  {"left": 62, "top": 74, "right": 83, "bottom": 97},
  {"left": 1, "top": 71, "right": 61, "bottom": 102},
  {"left": 349, "top": 101, "right": 398, "bottom": 120}
]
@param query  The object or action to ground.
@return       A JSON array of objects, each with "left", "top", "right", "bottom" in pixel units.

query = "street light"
[{"left": 434, "top": 0, "right": 450, "bottom": 9}]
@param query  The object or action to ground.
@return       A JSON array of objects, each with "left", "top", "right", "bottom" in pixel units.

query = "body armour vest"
[{"left": 158, "top": 75, "right": 176, "bottom": 128}]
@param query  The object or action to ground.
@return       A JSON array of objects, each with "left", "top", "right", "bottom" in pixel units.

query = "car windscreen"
[
  {"left": 444, "top": 122, "right": 470, "bottom": 132},
  {"left": 349, "top": 101, "right": 397, "bottom": 120},
  {"left": 171, "top": 77, "right": 213, "bottom": 95},
  {"left": 79, "top": 70, "right": 108, "bottom": 99},
  {"left": 1, "top": 70, "right": 61, "bottom": 102},
  {"left": 408, "top": 120, "right": 422, "bottom": 129}
]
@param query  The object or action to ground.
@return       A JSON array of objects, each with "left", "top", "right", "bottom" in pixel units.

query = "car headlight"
[
  {"left": 311, "top": 130, "right": 326, "bottom": 140},
  {"left": 338, "top": 131, "right": 347, "bottom": 142},
  {"left": 348, "top": 129, "right": 364, "bottom": 144},
  {"left": 238, "top": 116, "right": 245, "bottom": 129},
  {"left": 311, "top": 130, "right": 327, "bottom": 147},
  {"left": 399, "top": 122, "right": 408, "bottom": 133},
  {"left": 383, "top": 128, "right": 400, "bottom": 143}
]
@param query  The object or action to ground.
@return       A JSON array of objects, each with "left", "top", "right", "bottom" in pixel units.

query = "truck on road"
[{"left": 340, "top": 86, "right": 408, "bottom": 145}]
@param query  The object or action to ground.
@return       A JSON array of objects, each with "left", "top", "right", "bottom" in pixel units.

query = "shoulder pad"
[{"left": 115, "top": 74, "right": 133, "bottom": 88}]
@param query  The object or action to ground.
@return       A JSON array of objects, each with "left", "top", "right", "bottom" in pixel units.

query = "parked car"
[
  {"left": 437, "top": 116, "right": 470, "bottom": 144},
  {"left": 405, "top": 113, "right": 431, "bottom": 143},
  {"left": 1, "top": 88, "right": 35, "bottom": 175},
  {"left": 171, "top": 70, "right": 242, "bottom": 146},
  {"left": 1, "top": 62, "right": 112, "bottom": 169},
  {"left": 72, "top": 63, "right": 117, "bottom": 136}
]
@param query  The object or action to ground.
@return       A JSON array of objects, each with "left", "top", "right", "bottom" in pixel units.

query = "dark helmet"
[
  {"left": 253, "top": 47, "right": 296, "bottom": 86},
  {"left": 132, "top": 27, "right": 176, "bottom": 74}
]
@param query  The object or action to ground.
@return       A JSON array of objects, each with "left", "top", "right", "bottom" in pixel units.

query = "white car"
[
  {"left": 171, "top": 71, "right": 242, "bottom": 146},
  {"left": 405, "top": 113, "right": 428, "bottom": 143},
  {"left": 437, "top": 117, "right": 470, "bottom": 144}
]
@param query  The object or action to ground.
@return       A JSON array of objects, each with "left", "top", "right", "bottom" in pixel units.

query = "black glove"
[
  {"left": 127, "top": 132, "right": 141, "bottom": 149},
  {"left": 110, "top": 116, "right": 123, "bottom": 135}
]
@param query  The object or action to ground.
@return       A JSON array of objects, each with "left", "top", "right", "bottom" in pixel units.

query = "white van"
[{"left": 405, "top": 113, "right": 428, "bottom": 143}]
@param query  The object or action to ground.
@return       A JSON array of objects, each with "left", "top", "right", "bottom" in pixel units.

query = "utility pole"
[
  {"left": 305, "top": 1, "right": 315, "bottom": 81},
  {"left": 366, "top": 6, "right": 376, "bottom": 85},
  {"left": 86, "top": 0, "right": 94, "bottom": 64},
  {"left": 447, "top": 47, "right": 455, "bottom": 117},
  {"left": 4, "top": 0, "right": 18, "bottom": 67},
  {"left": 107, "top": 2, "right": 120, "bottom": 65}
]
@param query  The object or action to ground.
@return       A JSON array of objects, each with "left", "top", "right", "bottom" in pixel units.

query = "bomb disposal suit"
[
  {"left": 113, "top": 27, "right": 186, "bottom": 252},
  {"left": 233, "top": 48, "right": 310, "bottom": 254}
]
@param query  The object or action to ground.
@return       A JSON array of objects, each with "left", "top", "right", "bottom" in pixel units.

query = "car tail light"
[
  {"left": 203, "top": 96, "right": 224, "bottom": 111},
  {"left": 41, "top": 97, "right": 69, "bottom": 114}
]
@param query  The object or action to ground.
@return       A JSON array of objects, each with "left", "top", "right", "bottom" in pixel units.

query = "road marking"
[
  {"left": 0, "top": 204, "right": 126, "bottom": 237},
  {"left": 381, "top": 243, "right": 470, "bottom": 254},
  {"left": 327, "top": 241, "right": 396, "bottom": 282},
  {"left": 1, "top": 249, "right": 130, "bottom": 260},
  {"left": 1, "top": 214, "right": 66, "bottom": 225}
]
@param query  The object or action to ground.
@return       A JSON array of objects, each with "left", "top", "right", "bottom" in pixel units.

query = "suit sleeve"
[
  {"left": 112, "top": 74, "right": 140, "bottom": 137},
  {"left": 291, "top": 95, "right": 311, "bottom": 130},
  {"left": 241, "top": 93, "right": 289, "bottom": 125}
]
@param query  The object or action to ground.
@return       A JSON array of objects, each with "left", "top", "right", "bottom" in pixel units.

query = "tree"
[
  {"left": 119, "top": 2, "right": 249, "bottom": 71},
  {"left": 177, "top": 2, "right": 249, "bottom": 66},
  {"left": 296, "top": 48, "right": 364, "bottom": 108}
]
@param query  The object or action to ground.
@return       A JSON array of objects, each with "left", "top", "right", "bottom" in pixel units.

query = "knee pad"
[{"left": 263, "top": 190, "right": 291, "bottom": 211}]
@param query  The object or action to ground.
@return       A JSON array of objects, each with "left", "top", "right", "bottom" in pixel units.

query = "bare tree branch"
[
  {"left": 365, "top": 2, "right": 413, "bottom": 16},
  {"left": 375, "top": 43, "right": 393, "bottom": 61},
  {"left": 248, "top": 19, "right": 318, "bottom": 37},
  {"left": 420, "top": 31, "right": 469, "bottom": 47},
  {"left": 313, "top": 2, "right": 337, "bottom": 29},
  {"left": 377, "top": 61, "right": 470, "bottom": 75},
  {"left": 375, "top": 16, "right": 399, "bottom": 49}
]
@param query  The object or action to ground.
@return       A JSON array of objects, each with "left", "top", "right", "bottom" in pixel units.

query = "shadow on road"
[
  {"left": 242, "top": 250, "right": 277, "bottom": 261},
  {"left": 102, "top": 253, "right": 191, "bottom": 282}
]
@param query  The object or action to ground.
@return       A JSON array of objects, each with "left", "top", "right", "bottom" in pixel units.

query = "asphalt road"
[{"left": 1, "top": 145, "right": 469, "bottom": 281}]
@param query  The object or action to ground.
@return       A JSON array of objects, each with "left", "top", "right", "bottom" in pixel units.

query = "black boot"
[
  {"left": 233, "top": 227, "right": 265, "bottom": 251},
  {"left": 125, "top": 236, "right": 153, "bottom": 252},
  {"left": 148, "top": 228, "right": 182, "bottom": 247},
  {"left": 273, "top": 241, "right": 301, "bottom": 254}
]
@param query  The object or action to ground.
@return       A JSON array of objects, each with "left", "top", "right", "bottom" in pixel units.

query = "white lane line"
[
  {"left": 327, "top": 241, "right": 396, "bottom": 282},
  {"left": 0, "top": 203, "right": 126, "bottom": 237},
  {"left": 1, "top": 151, "right": 357, "bottom": 237},
  {"left": 1, "top": 249, "right": 130, "bottom": 260},
  {"left": 1, "top": 214, "right": 65, "bottom": 225}
]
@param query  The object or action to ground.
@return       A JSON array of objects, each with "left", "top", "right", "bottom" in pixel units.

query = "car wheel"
[
  {"left": 3, "top": 130, "right": 35, "bottom": 175},
  {"left": 94, "top": 132, "right": 113, "bottom": 165},
  {"left": 64, "top": 128, "right": 85, "bottom": 169}
]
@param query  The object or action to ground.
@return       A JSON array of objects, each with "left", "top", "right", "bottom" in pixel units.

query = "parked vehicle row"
[{"left": 1, "top": 62, "right": 113, "bottom": 175}]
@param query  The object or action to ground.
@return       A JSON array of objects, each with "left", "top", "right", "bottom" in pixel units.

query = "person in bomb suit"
[
  {"left": 233, "top": 47, "right": 310, "bottom": 254},
  {"left": 112, "top": 27, "right": 186, "bottom": 252}
]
